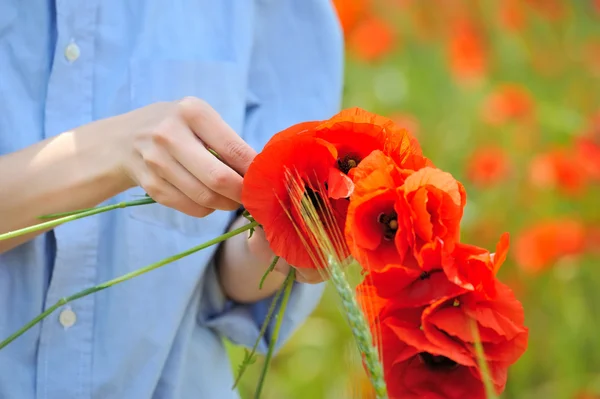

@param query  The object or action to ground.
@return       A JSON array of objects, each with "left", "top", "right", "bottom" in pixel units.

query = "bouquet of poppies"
[{"left": 0, "top": 108, "right": 528, "bottom": 398}]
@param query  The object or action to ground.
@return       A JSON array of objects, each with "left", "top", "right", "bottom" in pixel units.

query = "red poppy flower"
[
  {"left": 345, "top": 151, "right": 411, "bottom": 271},
  {"left": 378, "top": 306, "right": 485, "bottom": 399},
  {"left": 261, "top": 121, "right": 320, "bottom": 148},
  {"left": 244, "top": 107, "right": 428, "bottom": 269},
  {"left": 242, "top": 135, "right": 351, "bottom": 269},
  {"left": 443, "top": 233, "right": 510, "bottom": 298},
  {"left": 356, "top": 254, "right": 466, "bottom": 311},
  {"left": 315, "top": 108, "right": 431, "bottom": 178},
  {"left": 465, "top": 146, "right": 512, "bottom": 187},
  {"left": 346, "top": 156, "right": 465, "bottom": 271},
  {"left": 422, "top": 279, "right": 529, "bottom": 394},
  {"left": 396, "top": 167, "right": 467, "bottom": 263}
]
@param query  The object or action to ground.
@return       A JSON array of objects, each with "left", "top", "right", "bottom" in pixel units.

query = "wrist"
[
  {"left": 217, "top": 215, "right": 286, "bottom": 303},
  {"left": 76, "top": 118, "right": 137, "bottom": 194}
]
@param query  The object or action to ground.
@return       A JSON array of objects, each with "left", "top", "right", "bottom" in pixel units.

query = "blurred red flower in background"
[
  {"left": 514, "top": 218, "right": 586, "bottom": 274},
  {"left": 499, "top": 0, "right": 527, "bottom": 32},
  {"left": 466, "top": 146, "right": 512, "bottom": 187},
  {"left": 448, "top": 18, "right": 487, "bottom": 83},
  {"left": 348, "top": 16, "right": 397, "bottom": 62},
  {"left": 529, "top": 148, "right": 588, "bottom": 196},
  {"left": 482, "top": 84, "right": 535, "bottom": 126},
  {"left": 525, "top": 0, "right": 567, "bottom": 21},
  {"left": 332, "top": 0, "right": 370, "bottom": 36},
  {"left": 576, "top": 137, "right": 600, "bottom": 181}
]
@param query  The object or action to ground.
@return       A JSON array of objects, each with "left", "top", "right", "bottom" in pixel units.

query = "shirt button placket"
[{"left": 36, "top": 2, "right": 100, "bottom": 399}]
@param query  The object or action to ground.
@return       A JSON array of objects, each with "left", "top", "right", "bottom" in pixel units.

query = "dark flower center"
[
  {"left": 419, "top": 271, "right": 430, "bottom": 280},
  {"left": 377, "top": 212, "right": 398, "bottom": 240},
  {"left": 419, "top": 353, "right": 459, "bottom": 371},
  {"left": 337, "top": 154, "right": 361, "bottom": 174}
]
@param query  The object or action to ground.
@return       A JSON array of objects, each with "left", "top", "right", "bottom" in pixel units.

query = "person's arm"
[
  {"left": 200, "top": 0, "right": 344, "bottom": 351},
  {"left": 0, "top": 123, "right": 129, "bottom": 253},
  {"left": 0, "top": 100, "right": 261, "bottom": 254}
]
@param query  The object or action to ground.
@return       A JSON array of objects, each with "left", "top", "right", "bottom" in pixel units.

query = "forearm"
[
  {"left": 0, "top": 125, "right": 129, "bottom": 253},
  {"left": 216, "top": 215, "right": 286, "bottom": 303}
]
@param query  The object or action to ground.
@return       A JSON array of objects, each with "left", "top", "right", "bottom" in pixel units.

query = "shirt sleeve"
[{"left": 198, "top": 0, "right": 344, "bottom": 354}]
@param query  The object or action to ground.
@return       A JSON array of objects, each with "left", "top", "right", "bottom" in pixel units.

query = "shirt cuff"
[{"left": 198, "top": 260, "right": 325, "bottom": 354}]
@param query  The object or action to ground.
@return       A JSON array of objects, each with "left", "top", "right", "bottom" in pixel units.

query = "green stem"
[
  {"left": 253, "top": 268, "right": 296, "bottom": 399},
  {"left": 232, "top": 263, "right": 286, "bottom": 389},
  {"left": 0, "top": 221, "right": 258, "bottom": 350},
  {"left": 328, "top": 257, "right": 388, "bottom": 399},
  {"left": 39, "top": 197, "right": 156, "bottom": 219},
  {"left": 0, "top": 198, "right": 156, "bottom": 241},
  {"left": 258, "top": 256, "right": 279, "bottom": 290},
  {"left": 471, "top": 320, "right": 498, "bottom": 399}
]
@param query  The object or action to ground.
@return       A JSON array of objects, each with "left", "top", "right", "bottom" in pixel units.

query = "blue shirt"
[{"left": 0, "top": 1, "right": 343, "bottom": 398}]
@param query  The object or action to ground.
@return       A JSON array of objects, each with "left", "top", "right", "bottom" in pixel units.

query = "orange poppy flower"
[
  {"left": 465, "top": 146, "right": 512, "bottom": 187},
  {"left": 242, "top": 135, "right": 351, "bottom": 269},
  {"left": 348, "top": 15, "right": 396, "bottom": 62},
  {"left": 514, "top": 218, "right": 586, "bottom": 274},
  {"left": 481, "top": 84, "right": 534, "bottom": 126}
]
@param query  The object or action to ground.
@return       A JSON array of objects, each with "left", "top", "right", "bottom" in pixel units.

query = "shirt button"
[
  {"left": 59, "top": 308, "right": 77, "bottom": 329},
  {"left": 64, "top": 42, "right": 81, "bottom": 62}
]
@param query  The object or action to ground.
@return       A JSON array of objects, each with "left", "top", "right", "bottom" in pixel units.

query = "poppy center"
[
  {"left": 377, "top": 211, "right": 398, "bottom": 240},
  {"left": 337, "top": 154, "right": 361, "bottom": 174},
  {"left": 418, "top": 353, "right": 458, "bottom": 371}
]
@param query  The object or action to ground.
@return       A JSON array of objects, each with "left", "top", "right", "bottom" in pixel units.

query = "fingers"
[
  {"left": 178, "top": 97, "right": 257, "bottom": 175},
  {"left": 170, "top": 134, "right": 246, "bottom": 203},
  {"left": 144, "top": 145, "right": 239, "bottom": 211},
  {"left": 137, "top": 166, "right": 214, "bottom": 218}
]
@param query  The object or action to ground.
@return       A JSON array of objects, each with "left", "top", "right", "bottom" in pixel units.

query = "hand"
[
  {"left": 246, "top": 226, "right": 327, "bottom": 284},
  {"left": 101, "top": 97, "right": 256, "bottom": 217}
]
